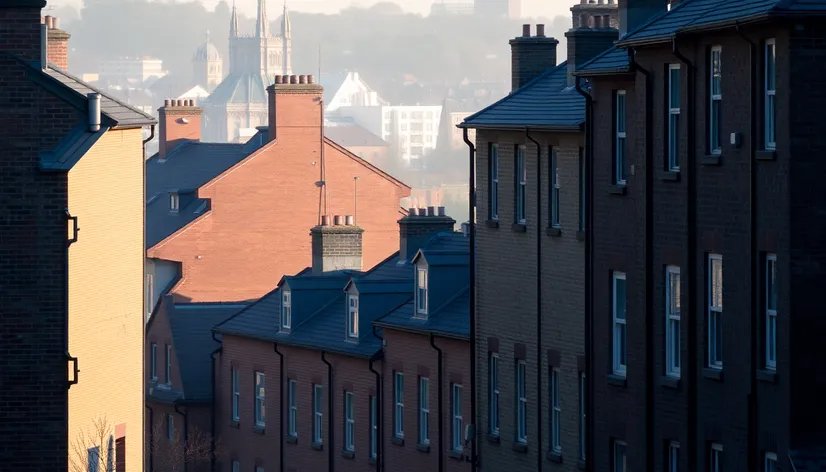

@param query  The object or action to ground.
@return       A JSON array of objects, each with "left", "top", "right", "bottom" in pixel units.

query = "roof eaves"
[
  {"left": 372, "top": 320, "right": 469, "bottom": 341},
  {"left": 457, "top": 123, "right": 582, "bottom": 132},
  {"left": 574, "top": 66, "right": 633, "bottom": 77}
]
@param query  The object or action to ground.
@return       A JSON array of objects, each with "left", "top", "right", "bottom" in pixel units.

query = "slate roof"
[
  {"left": 575, "top": 46, "right": 632, "bottom": 76},
  {"left": 459, "top": 62, "right": 585, "bottom": 131},
  {"left": 146, "top": 191, "right": 209, "bottom": 248},
  {"left": 207, "top": 73, "right": 269, "bottom": 105},
  {"left": 791, "top": 446, "right": 826, "bottom": 472},
  {"left": 375, "top": 288, "right": 470, "bottom": 340},
  {"left": 324, "top": 125, "right": 388, "bottom": 147}
]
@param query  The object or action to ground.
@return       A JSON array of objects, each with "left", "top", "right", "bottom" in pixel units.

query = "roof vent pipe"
[
  {"left": 88, "top": 93, "right": 101, "bottom": 132},
  {"left": 40, "top": 23, "right": 48, "bottom": 69}
]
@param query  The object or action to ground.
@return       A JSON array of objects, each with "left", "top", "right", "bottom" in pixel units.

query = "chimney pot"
[
  {"left": 594, "top": 15, "right": 602, "bottom": 28},
  {"left": 320, "top": 215, "right": 330, "bottom": 226},
  {"left": 274, "top": 75, "right": 282, "bottom": 84},
  {"left": 299, "top": 74, "right": 307, "bottom": 84},
  {"left": 307, "top": 74, "right": 315, "bottom": 84},
  {"left": 408, "top": 207, "right": 417, "bottom": 216},
  {"left": 52, "top": 17, "right": 60, "bottom": 29},
  {"left": 164, "top": 99, "right": 171, "bottom": 107},
  {"left": 536, "top": 24, "right": 545, "bottom": 37},
  {"left": 281, "top": 75, "right": 290, "bottom": 84},
  {"left": 437, "top": 206, "right": 446, "bottom": 216},
  {"left": 417, "top": 208, "right": 427, "bottom": 217},
  {"left": 427, "top": 206, "right": 435, "bottom": 217},
  {"left": 334, "top": 215, "right": 343, "bottom": 226},
  {"left": 345, "top": 215, "right": 355, "bottom": 226},
  {"left": 522, "top": 24, "right": 531, "bottom": 37},
  {"left": 290, "top": 75, "right": 298, "bottom": 84},
  {"left": 45, "top": 15, "right": 53, "bottom": 29}
]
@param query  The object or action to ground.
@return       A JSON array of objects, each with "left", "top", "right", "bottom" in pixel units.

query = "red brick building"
[{"left": 145, "top": 76, "right": 411, "bottom": 311}]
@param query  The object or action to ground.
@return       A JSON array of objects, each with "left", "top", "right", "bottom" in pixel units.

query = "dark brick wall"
[
  {"left": 509, "top": 31, "right": 559, "bottom": 91},
  {"left": 565, "top": 28, "right": 619, "bottom": 83}
]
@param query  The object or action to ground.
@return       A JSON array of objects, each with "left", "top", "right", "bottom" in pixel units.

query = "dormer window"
[
  {"left": 347, "top": 294, "right": 359, "bottom": 339},
  {"left": 416, "top": 267, "right": 428, "bottom": 316},
  {"left": 169, "top": 192, "right": 180, "bottom": 212},
  {"left": 281, "top": 290, "right": 292, "bottom": 330}
]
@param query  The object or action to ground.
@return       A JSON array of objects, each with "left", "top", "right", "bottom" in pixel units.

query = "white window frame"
[
  {"left": 231, "top": 368, "right": 240, "bottom": 422},
  {"left": 579, "top": 372, "right": 586, "bottom": 460},
  {"left": 150, "top": 343, "right": 157, "bottom": 381},
  {"left": 516, "top": 360, "right": 527, "bottom": 443},
  {"left": 167, "top": 414, "right": 174, "bottom": 442},
  {"left": 394, "top": 372, "right": 404, "bottom": 438},
  {"left": 615, "top": 90, "right": 627, "bottom": 185},
  {"left": 419, "top": 377, "right": 429, "bottom": 444},
  {"left": 288, "top": 379, "right": 297, "bottom": 437},
  {"left": 708, "top": 254, "right": 724, "bottom": 369},
  {"left": 254, "top": 372, "right": 266, "bottom": 427},
  {"left": 709, "top": 46, "right": 723, "bottom": 154},
  {"left": 370, "top": 396, "right": 378, "bottom": 459},
  {"left": 668, "top": 64, "right": 681, "bottom": 171},
  {"left": 165, "top": 344, "right": 172, "bottom": 385},
  {"left": 452, "top": 384, "right": 463, "bottom": 452},
  {"left": 612, "top": 272, "right": 627, "bottom": 376},
  {"left": 232, "top": 461, "right": 240, "bottom": 472},
  {"left": 489, "top": 353, "right": 499, "bottom": 436},
  {"left": 490, "top": 143, "right": 499, "bottom": 220},
  {"left": 551, "top": 147, "right": 561, "bottom": 227},
  {"left": 416, "top": 268, "right": 428, "bottom": 316},
  {"left": 347, "top": 294, "right": 359, "bottom": 339},
  {"left": 313, "top": 384, "right": 323, "bottom": 444},
  {"left": 146, "top": 274, "right": 154, "bottom": 317},
  {"left": 345, "top": 391, "right": 355, "bottom": 451},
  {"left": 764, "top": 39, "right": 776, "bottom": 150},
  {"left": 710, "top": 443, "right": 723, "bottom": 472},
  {"left": 281, "top": 290, "right": 291, "bottom": 330},
  {"left": 516, "top": 145, "right": 527, "bottom": 224},
  {"left": 765, "top": 452, "right": 777, "bottom": 472},
  {"left": 765, "top": 254, "right": 777, "bottom": 370},
  {"left": 170, "top": 192, "right": 180, "bottom": 212},
  {"left": 614, "top": 440, "right": 627, "bottom": 472},
  {"left": 550, "top": 367, "right": 561, "bottom": 453},
  {"left": 669, "top": 441, "right": 679, "bottom": 472},
  {"left": 666, "top": 266, "right": 681, "bottom": 378}
]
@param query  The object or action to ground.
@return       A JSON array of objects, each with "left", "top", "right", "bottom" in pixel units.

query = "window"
[
  {"left": 167, "top": 414, "right": 174, "bottom": 442},
  {"left": 347, "top": 294, "right": 359, "bottom": 338},
  {"left": 612, "top": 272, "right": 627, "bottom": 376},
  {"left": 146, "top": 274, "right": 154, "bottom": 317},
  {"left": 170, "top": 192, "right": 179, "bottom": 212},
  {"left": 668, "top": 442, "right": 679, "bottom": 472},
  {"left": 668, "top": 64, "right": 681, "bottom": 171},
  {"left": 150, "top": 343, "right": 157, "bottom": 381},
  {"left": 615, "top": 90, "right": 627, "bottom": 184},
  {"left": 313, "top": 385, "right": 323, "bottom": 444},
  {"left": 288, "top": 380, "right": 297, "bottom": 437},
  {"left": 579, "top": 148, "right": 586, "bottom": 231},
  {"left": 281, "top": 290, "right": 291, "bottom": 330},
  {"left": 765, "top": 452, "right": 777, "bottom": 472},
  {"left": 614, "top": 440, "right": 627, "bottom": 472},
  {"left": 419, "top": 377, "right": 429, "bottom": 444},
  {"left": 370, "top": 396, "right": 378, "bottom": 459},
  {"left": 710, "top": 443, "right": 723, "bottom": 472},
  {"left": 579, "top": 372, "right": 586, "bottom": 460},
  {"left": 394, "top": 372, "right": 404, "bottom": 437},
  {"left": 550, "top": 147, "right": 560, "bottom": 227},
  {"left": 416, "top": 268, "right": 428, "bottom": 316},
  {"left": 764, "top": 39, "right": 776, "bottom": 150},
  {"left": 550, "top": 367, "right": 561, "bottom": 453},
  {"left": 489, "top": 143, "right": 499, "bottom": 220},
  {"left": 708, "top": 254, "right": 723, "bottom": 369},
  {"left": 231, "top": 368, "right": 240, "bottom": 422},
  {"left": 666, "top": 266, "right": 681, "bottom": 377},
  {"left": 452, "top": 384, "right": 463, "bottom": 452},
  {"left": 489, "top": 353, "right": 499, "bottom": 435},
  {"left": 87, "top": 446, "right": 100, "bottom": 472},
  {"left": 765, "top": 254, "right": 777, "bottom": 370},
  {"left": 256, "top": 468, "right": 264, "bottom": 472},
  {"left": 232, "top": 461, "right": 240, "bottom": 472},
  {"left": 345, "top": 391, "right": 355, "bottom": 451},
  {"left": 515, "top": 145, "right": 527, "bottom": 224},
  {"left": 165, "top": 344, "right": 172, "bottom": 384},
  {"left": 516, "top": 360, "right": 527, "bottom": 443},
  {"left": 254, "top": 372, "right": 265, "bottom": 427},
  {"left": 709, "top": 46, "right": 723, "bottom": 154}
]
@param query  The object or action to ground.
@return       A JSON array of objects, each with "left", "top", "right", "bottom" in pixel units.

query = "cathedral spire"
[
  {"left": 281, "top": 0, "right": 291, "bottom": 39},
  {"left": 229, "top": 0, "right": 238, "bottom": 38},
  {"left": 256, "top": 0, "right": 270, "bottom": 38}
]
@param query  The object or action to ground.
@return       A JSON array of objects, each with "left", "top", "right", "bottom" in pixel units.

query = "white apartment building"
[{"left": 98, "top": 57, "right": 166, "bottom": 86}]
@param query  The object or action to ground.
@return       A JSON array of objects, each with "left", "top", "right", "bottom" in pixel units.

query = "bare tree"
[
  {"left": 69, "top": 416, "right": 117, "bottom": 472},
  {"left": 150, "top": 421, "right": 222, "bottom": 472}
]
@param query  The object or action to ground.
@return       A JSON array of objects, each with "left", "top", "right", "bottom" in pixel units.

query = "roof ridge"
[
  {"left": 323, "top": 137, "right": 410, "bottom": 190},
  {"left": 46, "top": 65, "right": 156, "bottom": 122}
]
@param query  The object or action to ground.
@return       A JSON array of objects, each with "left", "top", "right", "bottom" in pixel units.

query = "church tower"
[
  {"left": 281, "top": 2, "right": 292, "bottom": 75},
  {"left": 193, "top": 30, "right": 223, "bottom": 93}
]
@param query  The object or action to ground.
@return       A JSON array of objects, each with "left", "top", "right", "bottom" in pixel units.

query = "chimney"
[
  {"left": 566, "top": 0, "right": 619, "bottom": 86},
  {"left": 88, "top": 93, "right": 101, "bottom": 132},
  {"left": 44, "top": 16, "right": 71, "bottom": 69},
  {"left": 267, "top": 73, "right": 324, "bottom": 143},
  {"left": 158, "top": 99, "right": 203, "bottom": 159},
  {"left": 310, "top": 216, "right": 364, "bottom": 275},
  {"left": 398, "top": 206, "right": 456, "bottom": 262},
  {"left": 509, "top": 24, "right": 560, "bottom": 91},
  {"left": 618, "top": 0, "right": 669, "bottom": 37}
]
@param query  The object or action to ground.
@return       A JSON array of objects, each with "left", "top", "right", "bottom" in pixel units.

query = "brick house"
[
  {"left": 458, "top": 4, "right": 617, "bottom": 471},
  {"left": 0, "top": 2, "right": 154, "bottom": 470},
  {"left": 211, "top": 208, "right": 469, "bottom": 472},
  {"left": 576, "top": 0, "right": 826, "bottom": 470},
  {"left": 145, "top": 76, "right": 411, "bottom": 311}
]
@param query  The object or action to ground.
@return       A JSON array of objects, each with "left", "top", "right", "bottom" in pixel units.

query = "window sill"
[
  {"left": 661, "top": 375, "right": 680, "bottom": 389},
  {"left": 757, "top": 369, "right": 777, "bottom": 384},
  {"left": 703, "top": 367, "right": 724, "bottom": 381},
  {"left": 341, "top": 449, "right": 355, "bottom": 460},
  {"left": 511, "top": 223, "right": 527, "bottom": 233},
  {"left": 661, "top": 171, "right": 680, "bottom": 182},
  {"left": 609, "top": 184, "right": 627, "bottom": 195},
  {"left": 513, "top": 441, "right": 528, "bottom": 453},
  {"left": 391, "top": 436, "right": 405, "bottom": 447},
  {"left": 449, "top": 450, "right": 464, "bottom": 460},
  {"left": 487, "top": 434, "right": 501, "bottom": 445},
  {"left": 756, "top": 150, "right": 777, "bottom": 161},
  {"left": 546, "top": 227, "right": 562, "bottom": 237},
  {"left": 577, "top": 459, "right": 587, "bottom": 471},
  {"left": 485, "top": 219, "right": 500, "bottom": 229},
  {"left": 547, "top": 451, "right": 563, "bottom": 463},
  {"left": 368, "top": 457, "right": 377, "bottom": 466},
  {"left": 576, "top": 230, "right": 586, "bottom": 242},
  {"left": 252, "top": 425, "right": 266, "bottom": 435},
  {"left": 286, "top": 435, "right": 298, "bottom": 444},
  {"left": 607, "top": 373, "right": 627, "bottom": 388},
  {"left": 229, "top": 421, "right": 240, "bottom": 429},
  {"left": 311, "top": 441, "right": 324, "bottom": 451},
  {"left": 416, "top": 443, "right": 430, "bottom": 453},
  {"left": 702, "top": 154, "right": 722, "bottom": 166}
]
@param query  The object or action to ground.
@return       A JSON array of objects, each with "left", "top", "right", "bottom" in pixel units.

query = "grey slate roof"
[
  {"left": 575, "top": 47, "right": 631, "bottom": 76},
  {"left": 207, "top": 73, "right": 269, "bottom": 105},
  {"left": 791, "top": 446, "right": 826, "bottom": 472},
  {"left": 375, "top": 288, "right": 470, "bottom": 339},
  {"left": 459, "top": 62, "right": 585, "bottom": 131},
  {"left": 324, "top": 125, "right": 388, "bottom": 147},
  {"left": 146, "top": 192, "right": 209, "bottom": 248},
  {"left": 40, "top": 122, "right": 108, "bottom": 171}
]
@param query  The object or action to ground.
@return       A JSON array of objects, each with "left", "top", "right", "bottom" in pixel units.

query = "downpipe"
[
  {"left": 525, "top": 128, "right": 543, "bottom": 472},
  {"left": 146, "top": 405, "right": 155, "bottom": 472},
  {"left": 209, "top": 336, "right": 222, "bottom": 472},
  {"left": 321, "top": 352, "right": 334, "bottom": 472},
  {"left": 174, "top": 403, "right": 189, "bottom": 472},
  {"left": 368, "top": 354, "right": 382, "bottom": 472},
  {"left": 273, "top": 343, "right": 285, "bottom": 472},
  {"left": 461, "top": 127, "right": 478, "bottom": 470},
  {"left": 430, "top": 334, "right": 445, "bottom": 472}
]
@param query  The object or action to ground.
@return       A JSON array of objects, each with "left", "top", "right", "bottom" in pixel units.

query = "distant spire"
[
  {"left": 229, "top": 0, "right": 238, "bottom": 38},
  {"left": 281, "top": 0, "right": 291, "bottom": 39},
  {"left": 206, "top": 29, "right": 211, "bottom": 44},
  {"left": 256, "top": 0, "right": 270, "bottom": 38}
]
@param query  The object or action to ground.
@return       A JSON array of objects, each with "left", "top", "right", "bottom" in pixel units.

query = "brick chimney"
[
  {"left": 566, "top": 0, "right": 619, "bottom": 86},
  {"left": 0, "top": 0, "right": 46, "bottom": 62},
  {"left": 266, "top": 74, "right": 323, "bottom": 143},
  {"left": 158, "top": 99, "right": 203, "bottom": 159},
  {"left": 618, "top": 0, "right": 669, "bottom": 37},
  {"left": 399, "top": 206, "right": 456, "bottom": 262},
  {"left": 43, "top": 15, "right": 70, "bottom": 69},
  {"left": 509, "top": 24, "right": 560, "bottom": 91},
  {"left": 310, "top": 215, "right": 364, "bottom": 275}
]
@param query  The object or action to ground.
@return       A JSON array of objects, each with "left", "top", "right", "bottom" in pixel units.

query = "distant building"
[
  {"left": 474, "top": 0, "right": 520, "bottom": 18},
  {"left": 431, "top": 0, "right": 475, "bottom": 15},
  {"left": 324, "top": 124, "right": 390, "bottom": 169},
  {"left": 319, "top": 71, "right": 387, "bottom": 113},
  {"left": 99, "top": 56, "right": 166, "bottom": 86},
  {"left": 192, "top": 30, "right": 223, "bottom": 93}
]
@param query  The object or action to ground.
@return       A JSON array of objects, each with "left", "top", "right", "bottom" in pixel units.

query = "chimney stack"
[
  {"left": 266, "top": 73, "right": 324, "bottom": 143},
  {"left": 310, "top": 216, "right": 363, "bottom": 274},
  {"left": 618, "top": 0, "right": 668, "bottom": 37},
  {"left": 509, "top": 24, "right": 560, "bottom": 91},
  {"left": 566, "top": 0, "right": 619, "bottom": 85},
  {"left": 40, "top": 15, "right": 71, "bottom": 70},
  {"left": 398, "top": 206, "right": 456, "bottom": 262},
  {"left": 158, "top": 99, "right": 203, "bottom": 159},
  {"left": 0, "top": 0, "right": 46, "bottom": 63}
]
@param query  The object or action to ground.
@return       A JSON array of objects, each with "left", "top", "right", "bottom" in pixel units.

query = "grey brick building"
[{"left": 577, "top": 0, "right": 826, "bottom": 470}]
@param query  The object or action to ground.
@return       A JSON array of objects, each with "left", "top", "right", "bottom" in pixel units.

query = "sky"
[{"left": 47, "top": 0, "right": 570, "bottom": 19}]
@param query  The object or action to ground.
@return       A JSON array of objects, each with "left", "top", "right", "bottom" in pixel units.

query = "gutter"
[
  {"left": 672, "top": 36, "right": 698, "bottom": 472},
  {"left": 321, "top": 351, "right": 334, "bottom": 472},
  {"left": 174, "top": 403, "right": 189, "bottom": 472},
  {"left": 616, "top": 13, "right": 770, "bottom": 48},
  {"left": 573, "top": 68, "right": 633, "bottom": 78},
  {"left": 525, "top": 128, "right": 543, "bottom": 472},
  {"left": 458, "top": 124, "right": 581, "bottom": 133},
  {"left": 146, "top": 404, "right": 154, "bottom": 472},
  {"left": 368, "top": 354, "right": 382, "bottom": 472},
  {"left": 209, "top": 334, "right": 222, "bottom": 472},
  {"left": 461, "top": 127, "right": 478, "bottom": 471},
  {"left": 273, "top": 343, "right": 286, "bottom": 472},
  {"left": 429, "top": 334, "right": 445, "bottom": 472}
]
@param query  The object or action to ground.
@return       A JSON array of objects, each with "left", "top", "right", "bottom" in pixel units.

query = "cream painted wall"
[{"left": 67, "top": 128, "right": 145, "bottom": 472}]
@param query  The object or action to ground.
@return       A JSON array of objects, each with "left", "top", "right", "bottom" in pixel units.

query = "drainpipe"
[
  {"left": 146, "top": 405, "right": 154, "bottom": 472},
  {"left": 672, "top": 36, "right": 697, "bottom": 472},
  {"left": 461, "top": 127, "right": 478, "bottom": 470},
  {"left": 321, "top": 351, "right": 334, "bottom": 472},
  {"left": 735, "top": 23, "right": 759, "bottom": 472},
  {"left": 174, "top": 403, "right": 189, "bottom": 472},
  {"left": 429, "top": 333, "right": 445, "bottom": 472},
  {"left": 629, "top": 48, "right": 655, "bottom": 472},
  {"left": 525, "top": 128, "right": 543, "bottom": 472},
  {"left": 368, "top": 356, "right": 382, "bottom": 472},
  {"left": 273, "top": 343, "right": 285, "bottom": 472},
  {"left": 209, "top": 335, "right": 222, "bottom": 472},
  {"left": 573, "top": 77, "right": 594, "bottom": 472}
]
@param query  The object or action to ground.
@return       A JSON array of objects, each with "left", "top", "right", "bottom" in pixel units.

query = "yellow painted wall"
[{"left": 67, "top": 128, "right": 145, "bottom": 472}]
